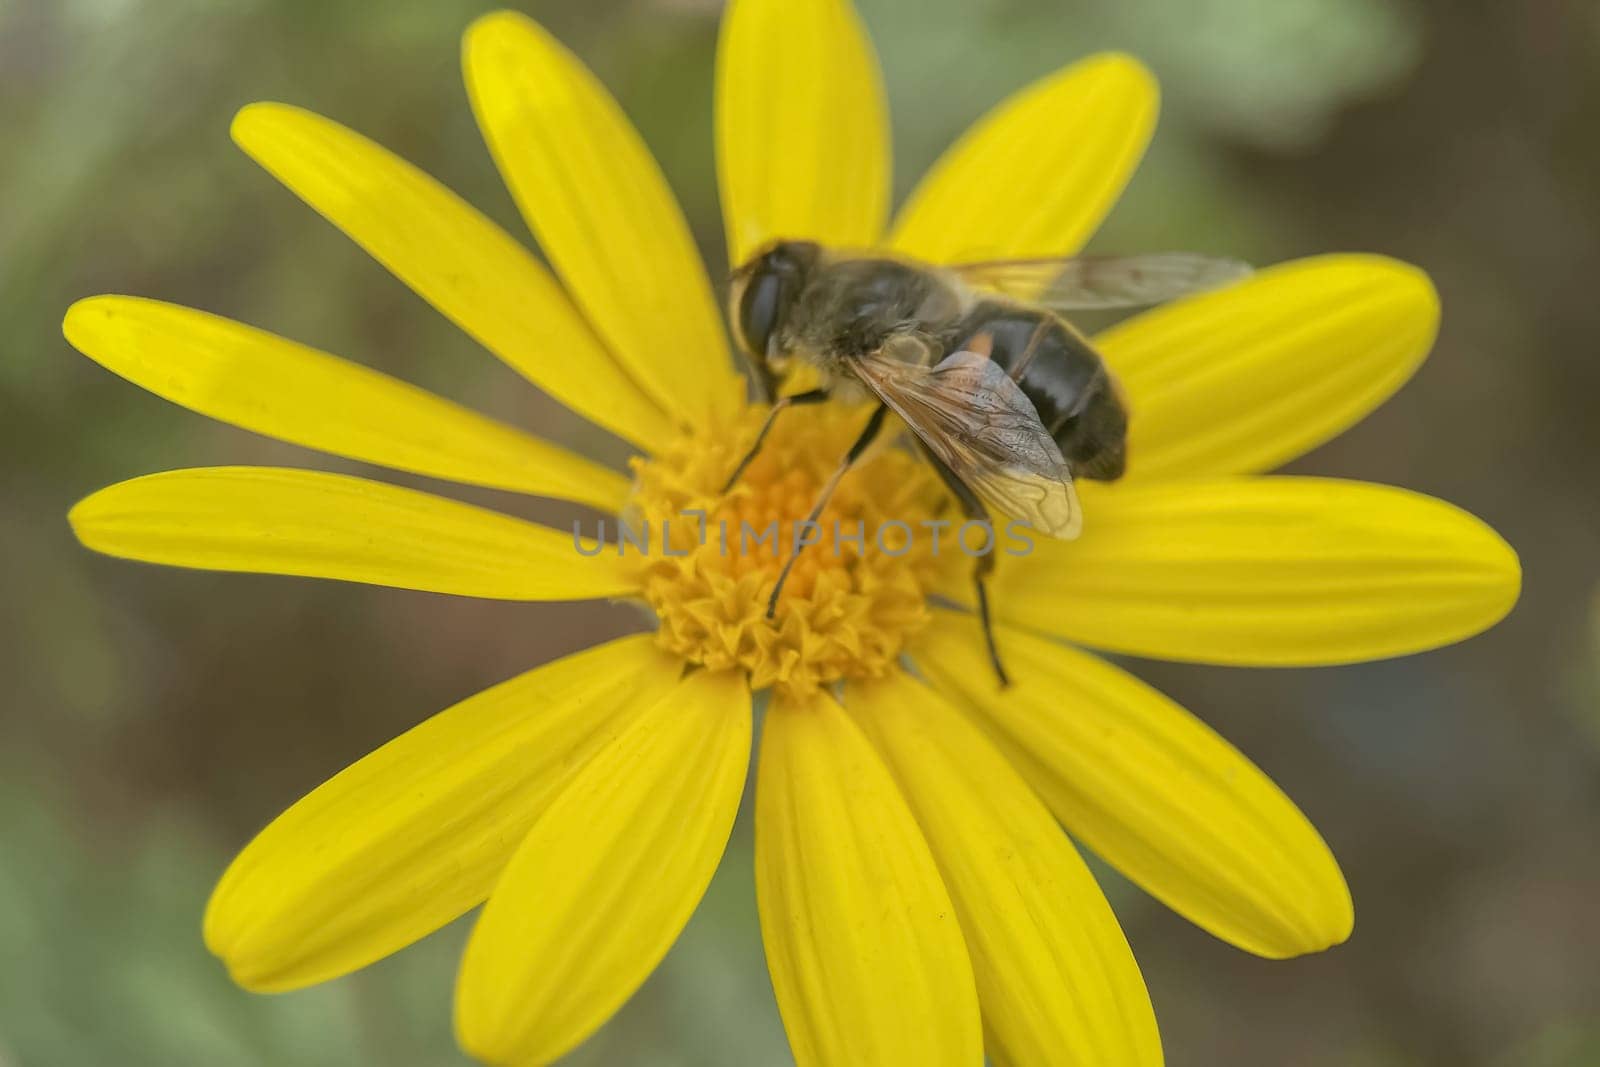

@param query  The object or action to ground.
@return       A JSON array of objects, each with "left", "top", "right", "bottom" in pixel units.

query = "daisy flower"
[{"left": 65, "top": 2, "right": 1520, "bottom": 1065}]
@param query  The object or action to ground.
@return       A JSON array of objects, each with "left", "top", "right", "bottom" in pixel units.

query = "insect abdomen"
[{"left": 950, "top": 300, "right": 1127, "bottom": 480}]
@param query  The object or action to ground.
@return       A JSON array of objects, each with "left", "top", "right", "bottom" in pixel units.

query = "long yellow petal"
[
  {"left": 69, "top": 467, "right": 635, "bottom": 601},
  {"left": 716, "top": 0, "right": 889, "bottom": 266},
  {"left": 1103, "top": 255, "right": 1439, "bottom": 482},
  {"left": 845, "top": 671, "right": 1162, "bottom": 1066},
  {"left": 1001, "top": 477, "right": 1519, "bottom": 665},
  {"left": 889, "top": 54, "right": 1157, "bottom": 263},
  {"left": 456, "top": 669, "right": 750, "bottom": 1066},
  {"left": 230, "top": 102, "right": 670, "bottom": 450},
  {"left": 757, "top": 691, "right": 982, "bottom": 1067},
  {"left": 464, "top": 12, "right": 739, "bottom": 425},
  {"left": 916, "top": 614, "right": 1354, "bottom": 959},
  {"left": 204, "top": 636, "right": 680, "bottom": 991},
  {"left": 64, "top": 296, "right": 627, "bottom": 511}
]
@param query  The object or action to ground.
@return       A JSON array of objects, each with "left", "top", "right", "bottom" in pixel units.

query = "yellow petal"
[
  {"left": 230, "top": 102, "right": 670, "bottom": 450},
  {"left": 716, "top": 0, "right": 889, "bottom": 265},
  {"left": 1103, "top": 255, "right": 1440, "bottom": 482},
  {"left": 916, "top": 614, "right": 1353, "bottom": 959},
  {"left": 204, "top": 636, "right": 680, "bottom": 991},
  {"left": 844, "top": 671, "right": 1162, "bottom": 1066},
  {"left": 1002, "top": 477, "right": 1520, "bottom": 665},
  {"left": 64, "top": 296, "right": 626, "bottom": 512},
  {"left": 889, "top": 53, "right": 1157, "bottom": 263},
  {"left": 464, "top": 12, "right": 739, "bottom": 425},
  {"left": 69, "top": 466, "right": 634, "bottom": 601},
  {"left": 456, "top": 668, "right": 750, "bottom": 1065},
  {"left": 756, "top": 691, "right": 982, "bottom": 1067}
]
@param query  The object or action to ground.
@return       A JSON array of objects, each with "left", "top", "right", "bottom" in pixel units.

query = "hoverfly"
[{"left": 725, "top": 240, "right": 1250, "bottom": 684}]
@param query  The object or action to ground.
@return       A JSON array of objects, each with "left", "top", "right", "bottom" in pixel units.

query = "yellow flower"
[{"left": 64, "top": 4, "right": 1519, "bottom": 1066}]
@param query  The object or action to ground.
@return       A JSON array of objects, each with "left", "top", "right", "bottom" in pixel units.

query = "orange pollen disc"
[{"left": 626, "top": 402, "right": 957, "bottom": 698}]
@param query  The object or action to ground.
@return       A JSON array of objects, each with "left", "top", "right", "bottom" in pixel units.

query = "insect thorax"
[{"left": 785, "top": 255, "right": 965, "bottom": 360}]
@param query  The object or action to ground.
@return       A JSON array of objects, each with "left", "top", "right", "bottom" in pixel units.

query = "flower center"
[{"left": 628, "top": 402, "right": 954, "bottom": 698}]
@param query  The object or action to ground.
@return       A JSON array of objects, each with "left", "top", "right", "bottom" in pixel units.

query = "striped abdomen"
[{"left": 948, "top": 300, "right": 1127, "bottom": 480}]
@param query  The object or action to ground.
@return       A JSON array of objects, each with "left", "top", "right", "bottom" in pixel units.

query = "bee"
[{"left": 726, "top": 239, "right": 1250, "bottom": 684}]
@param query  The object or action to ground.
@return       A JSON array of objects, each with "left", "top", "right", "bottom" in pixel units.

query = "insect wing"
[
  {"left": 851, "top": 349, "right": 1082, "bottom": 539},
  {"left": 948, "top": 252, "right": 1251, "bottom": 310}
]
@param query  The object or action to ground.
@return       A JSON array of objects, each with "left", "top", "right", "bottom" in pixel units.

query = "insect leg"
[
  {"left": 916, "top": 442, "right": 1011, "bottom": 687},
  {"left": 765, "top": 404, "right": 889, "bottom": 618},
  {"left": 720, "top": 387, "right": 830, "bottom": 493}
]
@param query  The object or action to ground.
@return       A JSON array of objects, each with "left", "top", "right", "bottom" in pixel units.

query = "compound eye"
[{"left": 737, "top": 270, "right": 787, "bottom": 358}]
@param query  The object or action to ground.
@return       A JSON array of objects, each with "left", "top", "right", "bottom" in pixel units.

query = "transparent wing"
[
  {"left": 851, "top": 348, "right": 1082, "bottom": 539},
  {"left": 949, "top": 252, "right": 1252, "bottom": 311}
]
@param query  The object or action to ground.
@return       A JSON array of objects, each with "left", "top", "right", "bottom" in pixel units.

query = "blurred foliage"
[
  {"left": 0, "top": 775, "right": 467, "bottom": 1066},
  {"left": 0, "top": 775, "right": 788, "bottom": 1067},
  {"left": 3, "top": 0, "right": 1599, "bottom": 1064},
  {"left": 1099, "top": 0, "right": 1423, "bottom": 149}
]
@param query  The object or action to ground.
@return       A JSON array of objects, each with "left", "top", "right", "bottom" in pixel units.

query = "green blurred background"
[{"left": 3, "top": 0, "right": 1598, "bottom": 1064}]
